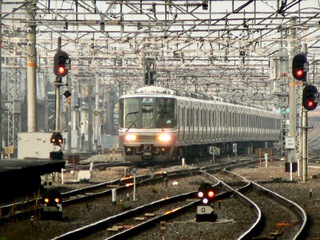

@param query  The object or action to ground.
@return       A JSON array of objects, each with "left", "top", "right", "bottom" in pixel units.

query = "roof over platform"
[{"left": 0, "top": 159, "right": 65, "bottom": 176}]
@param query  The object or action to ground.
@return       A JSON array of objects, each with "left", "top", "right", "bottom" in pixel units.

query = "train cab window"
[
  {"left": 155, "top": 98, "right": 177, "bottom": 128},
  {"left": 119, "top": 98, "right": 139, "bottom": 128},
  {"left": 142, "top": 98, "right": 154, "bottom": 128}
]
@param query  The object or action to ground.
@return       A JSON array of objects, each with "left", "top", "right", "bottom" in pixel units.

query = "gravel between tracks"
[{"left": 1, "top": 156, "right": 320, "bottom": 240}]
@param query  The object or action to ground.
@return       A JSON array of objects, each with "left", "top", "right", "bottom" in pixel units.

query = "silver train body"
[{"left": 119, "top": 86, "right": 281, "bottom": 163}]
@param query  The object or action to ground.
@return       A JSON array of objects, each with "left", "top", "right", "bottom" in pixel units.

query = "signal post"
[
  {"left": 292, "top": 49, "right": 319, "bottom": 181},
  {"left": 51, "top": 37, "right": 71, "bottom": 160}
]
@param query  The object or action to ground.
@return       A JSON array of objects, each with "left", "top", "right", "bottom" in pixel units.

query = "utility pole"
[
  {"left": 26, "top": 0, "right": 37, "bottom": 132},
  {"left": 286, "top": 17, "right": 298, "bottom": 180},
  {"left": 94, "top": 76, "right": 100, "bottom": 152},
  {"left": 55, "top": 38, "right": 62, "bottom": 131},
  {"left": 302, "top": 42, "right": 308, "bottom": 182},
  {"left": 0, "top": 0, "right": 2, "bottom": 158}
]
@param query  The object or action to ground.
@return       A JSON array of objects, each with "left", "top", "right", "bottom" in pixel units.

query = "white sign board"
[
  {"left": 209, "top": 146, "right": 220, "bottom": 155},
  {"left": 197, "top": 205, "right": 214, "bottom": 215},
  {"left": 285, "top": 137, "right": 295, "bottom": 149}
]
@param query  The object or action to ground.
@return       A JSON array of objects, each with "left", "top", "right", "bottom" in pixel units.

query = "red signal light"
[
  {"left": 58, "top": 66, "right": 66, "bottom": 75},
  {"left": 308, "top": 101, "right": 314, "bottom": 107},
  {"left": 208, "top": 190, "right": 215, "bottom": 198},
  {"left": 296, "top": 69, "right": 303, "bottom": 77}
]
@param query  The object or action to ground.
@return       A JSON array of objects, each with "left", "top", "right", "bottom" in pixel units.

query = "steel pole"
[
  {"left": 302, "top": 109, "right": 307, "bottom": 182},
  {"left": 27, "top": 0, "right": 37, "bottom": 132},
  {"left": 0, "top": 0, "right": 3, "bottom": 158},
  {"left": 287, "top": 17, "right": 298, "bottom": 180},
  {"left": 55, "top": 37, "right": 62, "bottom": 131}
]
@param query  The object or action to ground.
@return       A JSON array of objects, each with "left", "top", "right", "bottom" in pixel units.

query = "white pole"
[
  {"left": 61, "top": 168, "right": 64, "bottom": 184},
  {"left": 264, "top": 153, "right": 268, "bottom": 167},
  {"left": 112, "top": 188, "right": 117, "bottom": 204},
  {"left": 133, "top": 175, "right": 136, "bottom": 201}
]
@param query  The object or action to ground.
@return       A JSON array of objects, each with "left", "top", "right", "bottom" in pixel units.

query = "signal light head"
[
  {"left": 197, "top": 183, "right": 216, "bottom": 205},
  {"left": 54, "top": 50, "right": 70, "bottom": 77},
  {"left": 292, "top": 54, "right": 307, "bottom": 81},
  {"left": 51, "top": 132, "right": 63, "bottom": 145},
  {"left": 303, "top": 85, "right": 318, "bottom": 111}
]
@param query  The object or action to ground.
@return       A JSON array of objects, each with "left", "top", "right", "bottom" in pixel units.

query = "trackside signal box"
[{"left": 196, "top": 182, "right": 217, "bottom": 222}]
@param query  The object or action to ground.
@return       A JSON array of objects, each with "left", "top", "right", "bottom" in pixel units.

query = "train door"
[
  {"left": 193, "top": 108, "right": 197, "bottom": 141},
  {"left": 187, "top": 108, "right": 191, "bottom": 142},
  {"left": 202, "top": 108, "right": 206, "bottom": 142},
  {"left": 177, "top": 105, "right": 181, "bottom": 142},
  {"left": 191, "top": 108, "right": 195, "bottom": 141},
  {"left": 208, "top": 108, "right": 211, "bottom": 142},
  {"left": 212, "top": 109, "right": 215, "bottom": 141},
  {"left": 181, "top": 107, "right": 186, "bottom": 143},
  {"left": 222, "top": 109, "right": 226, "bottom": 141},
  {"left": 215, "top": 109, "right": 219, "bottom": 141}
]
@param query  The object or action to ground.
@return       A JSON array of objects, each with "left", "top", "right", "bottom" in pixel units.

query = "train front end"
[{"left": 119, "top": 89, "right": 177, "bottom": 164}]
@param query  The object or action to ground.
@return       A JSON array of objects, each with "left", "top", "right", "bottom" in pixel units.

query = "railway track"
[
  {"left": 47, "top": 160, "right": 249, "bottom": 239},
  {"left": 53, "top": 161, "right": 307, "bottom": 240},
  {"left": 0, "top": 158, "right": 308, "bottom": 239},
  {"left": 0, "top": 159, "right": 225, "bottom": 223},
  {"left": 218, "top": 168, "right": 308, "bottom": 239},
  {"left": 0, "top": 158, "right": 246, "bottom": 223}
]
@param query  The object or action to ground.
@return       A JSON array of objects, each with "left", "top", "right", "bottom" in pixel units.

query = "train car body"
[{"left": 119, "top": 86, "right": 281, "bottom": 164}]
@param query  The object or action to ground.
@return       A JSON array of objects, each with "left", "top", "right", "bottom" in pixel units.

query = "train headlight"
[
  {"left": 158, "top": 133, "right": 171, "bottom": 142},
  {"left": 44, "top": 198, "right": 50, "bottom": 203},
  {"left": 55, "top": 198, "right": 61, "bottom": 203},
  {"left": 125, "top": 134, "right": 137, "bottom": 141}
]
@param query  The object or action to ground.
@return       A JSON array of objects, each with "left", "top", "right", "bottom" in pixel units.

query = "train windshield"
[
  {"left": 155, "top": 98, "right": 176, "bottom": 128},
  {"left": 119, "top": 97, "right": 176, "bottom": 129}
]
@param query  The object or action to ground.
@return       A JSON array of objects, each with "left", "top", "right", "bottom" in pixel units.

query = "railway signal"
[
  {"left": 42, "top": 189, "right": 63, "bottom": 219},
  {"left": 54, "top": 50, "right": 70, "bottom": 78},
  {"left": 196, "top": 182, "right": 217, "bottom": 222},
  {"left": 292, "top": 54, "right": 307, "bottom": 82},
  {"left": 50, "top": 132, "right": 63, "bottom": 160},
  {"left": 50, "top": 132, "right": 63, "bottom": 146},
  {"left": 302, "top": 85, "right": 319, "bottom": 111},
  {"left": 197, "top": 182, "right": 216, "bottom": 205}
]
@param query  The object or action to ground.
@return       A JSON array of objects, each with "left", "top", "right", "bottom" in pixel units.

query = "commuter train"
[{"left": 119, "top": 86, "right": 281, "bottom": 164}]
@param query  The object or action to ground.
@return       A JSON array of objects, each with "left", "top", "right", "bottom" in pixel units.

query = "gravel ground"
[
  {"left": 1, "top": 155, "right": 320, "bottom": 240},
  {"left": 234, "top": 159, "right": 320, "bottom": 240}
]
